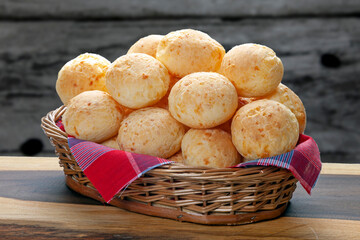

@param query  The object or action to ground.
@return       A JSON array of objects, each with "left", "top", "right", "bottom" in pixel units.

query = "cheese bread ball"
[
  {"left": 168, "top": 151, "right": 184, "bottom": 164},
  {"left": 216, "top": 120, "right": 232, "bottom": 133},
  {"left": 168, "top": 72, "right": 238, "bottom": 128},
  {"left": 56, "top": 53, "right": 110, "bottom": 105},
  {"left": 182, "top": 129, "right": 241, "bottom": 168},
  {"left": 100, "top": 136, "right": 121, "bottom": 150},
  {"left": 156, "top": 29, "right": 225, "bottom": 78},
  {"left": 219, "top": 43, "right": 283, "bottom": 97},
  {"left": 231, "top": 100, "right": 299, "bottom": 160},
  {"left": 151, "top": 75, "right": 180, "bottom": 109},
  {"left": 127, "top": 34, "right": 163, "bottom": 58},
  {"left": 238, "top": 97, "right": 256, "bottom": 109},
  {"left": 117, "top": 107, "right": 185, "bottom": 158},
  {"left": 261, "top": 83, "right": 307, "bottom": 133},
  {"left": 106, "top": 53, "right": 170, "bottom": 109},
  {"left": 123, "top": 107, "right": 134, "bottom": 116},
  {"left": 63, "top": 90, "right": 125, "bottom": 143},
  {"left": 216, "top": 97, "right": 255, "bottom": 133}
]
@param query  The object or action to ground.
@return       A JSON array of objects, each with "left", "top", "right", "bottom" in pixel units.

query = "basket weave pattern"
[{"left": 41, "top": 106, "right": 298, "bottom": 225}]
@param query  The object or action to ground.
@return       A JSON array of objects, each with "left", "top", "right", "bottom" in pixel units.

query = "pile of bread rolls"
[{"left": 56, "top": 29, "right": 306, "bottom": 168}]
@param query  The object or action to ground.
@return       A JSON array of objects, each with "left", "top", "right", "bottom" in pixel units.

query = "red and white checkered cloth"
[{"left": 57, "top": 121, "right": 321, "bottom": 203}]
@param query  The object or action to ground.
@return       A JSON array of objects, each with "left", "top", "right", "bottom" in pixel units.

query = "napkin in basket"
[{"left": 57, "top": 120, "right": 321, "bottom": 203}]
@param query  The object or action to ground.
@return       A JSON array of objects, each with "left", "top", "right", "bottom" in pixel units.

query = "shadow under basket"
[{"left": 41, "top": 106, "right": 298, "bottom": 225}]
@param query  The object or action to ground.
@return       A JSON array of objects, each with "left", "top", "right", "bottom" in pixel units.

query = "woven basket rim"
[
  {"left": 41, "top": 105, "right": 298, "bottom": 225},
  {"left": 41, "top": 105, "right": 294, "bottom": 179}
]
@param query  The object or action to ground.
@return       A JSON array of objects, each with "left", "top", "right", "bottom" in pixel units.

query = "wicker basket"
[{"left": 41, "top": 106, "right": 298, "bottom": 225}]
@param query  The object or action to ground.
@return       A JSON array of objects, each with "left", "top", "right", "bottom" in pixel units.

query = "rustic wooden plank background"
[{"left": 0, "top": 1, "right": 359, "bottom": 163}]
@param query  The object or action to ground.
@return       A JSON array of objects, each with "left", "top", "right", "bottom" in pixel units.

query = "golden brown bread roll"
[
  {"left": 216, "top": 119, "right": 232, "bottom": 133},
  {"left": 151, "top": 75, "right": 180, "bottom": 110},
  {"left": 231, "top": 99, "right": 299, "bottom": 160},
  {"left": 219, "top": 43, "right": 283, "bottom": 97},
  {"left": 100, "top": 136, "right": 121, "bottom": 150},
  {"left": 168, "top": 72, "right": 238, "bottom": 128},
  {"left": 63, "top": 90, "right": 125, "bottom": 143},
  {"left": 123, "top": 107, "right": 135, "bottom": 116},
  {"left": 215, "top": 97, "right": 256, "bottom": 133},
  {"left": 260, "top": 83, "right": 306, "bottom": 133},
  {"left": 106, "top": 53, "right": 170, "bottom": 109},
  {"left": 168, "top": 151, "right": 184, "bottom": 164},
  {"left": 181, "top": 129, "right": 241, "bottom": 168},
  {"left": 127, "top": 35, "right": 163, "bottom": 58},
  {"left": 117, "top": 107, "right": 185, "bottom": 158},
  {"left": 56, "top": 53, "right": 110, "bottom": 105},
  {"left": 238, "top": 97, "right": 256, "bottom": 109},
  {"left": 156, "top": 29, "right": 225, "bottom": 78}
]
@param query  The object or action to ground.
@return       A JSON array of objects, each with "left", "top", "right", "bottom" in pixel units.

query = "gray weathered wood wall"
[{"left": 0, "top": 1, "right": 359, "bottom": 162}]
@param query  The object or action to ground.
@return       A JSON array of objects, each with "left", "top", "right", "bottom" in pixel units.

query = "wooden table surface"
[{"left": 0, "top": 157, "right": 359, "bottom": 240}]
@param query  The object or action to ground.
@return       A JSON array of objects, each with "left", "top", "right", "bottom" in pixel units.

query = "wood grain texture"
[
  {"left": 0, "top": 18, "right": 359, "bottom": 162},
  {"left": 0, "top": 0, "right": 359, "bottom": 19},
  {"left": 0, "top": 158, "right": 360, "bottom": 238},
  {"left": 0, "top": 196, "right": 360, "bottom": 239},
  {"left": 321, "top": 163, "right": 360, "bottom": 175},
  {"left": 0, "top": 170, "right": 101, "bottom": 205},
  {"left": 0, "top": 157, "right": 360, "bottom": 221},
  {"left": 0, "top": 157, "right": 61, "bottom": 171},
  {"left": 284, "top": 174, "right": 360, "bottom": 221},
  {"left": 0, "top": 223, "right": 127, "bottom": 240},
  {"left": 1, "top": 157, "right": 359, "bottom": 174}
]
